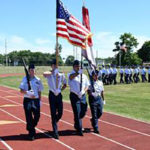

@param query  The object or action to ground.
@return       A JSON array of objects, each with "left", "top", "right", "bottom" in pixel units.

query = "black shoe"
[
  {"left": 54, "top": 133, "right": 59, "bottom": 139},
  {"left": 28, "top": 135, "right": 35, "bottom": 141},
  {"left": 28, "top": 131, "right": 35, "bottom": 141},
  {"left": 77, "top": 131, "right": 83, "bottom": 136},
  {"left": 94, "top": 129, "right": 100, "bottom": 134},
  {"left": 74, "top": 124, "right": 78, "bottom": 131}
]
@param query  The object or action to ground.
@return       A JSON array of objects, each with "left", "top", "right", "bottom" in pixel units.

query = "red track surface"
[
  {"left": 0, "top": 85, "right": 150, "bottom": 150},
  {"left": 0, "top": 73, "right": 24, "bottom": 78}
]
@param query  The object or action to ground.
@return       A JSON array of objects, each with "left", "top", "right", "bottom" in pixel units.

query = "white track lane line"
[
  {"left": 1, "top": 86, "right": 150, "bottom": 126},
  {"left": 41, "top": 101, "right": 150, "bottom": 137},
  {"left": 0, "top": 137, "right": 13, "bottom": 150},
  {"left": 63, "top": 108, "right": 150, "bottom": 137},
  {"left": 0, "top": 107, "right": 74, "bottom": 150},
  {"left": 1, "top": 88, "right": 150, "bottom": 135},
  {"left": 0, "top": 96, "right": 135, "bottom": 150}
]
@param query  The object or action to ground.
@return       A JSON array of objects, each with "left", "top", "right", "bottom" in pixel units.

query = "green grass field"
[{"left": 0, "top": 66, "right": 150, "bottom": 123}]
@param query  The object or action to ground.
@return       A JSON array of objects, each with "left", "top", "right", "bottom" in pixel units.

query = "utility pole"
[
  {"left": 119, "top": 51, "right": 122, "bottom": 66},
  {"left": 5, "top": 39, "right": 8, "bottom": 66},
  {"left": 76, "top": 47, "right": 78, "bottom": 60},
  {"left": 73, "top": 46, "right": 75, "bottom": 58},
  {"left": 96, "top": 50, "right": 98, "bottom": 66}
]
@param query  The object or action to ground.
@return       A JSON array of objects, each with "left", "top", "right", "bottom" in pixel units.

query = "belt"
[
  {"left": 24, "top": 97, "right": 39, "bottom": 100},
  {"left": 70, "top": 92, "right": 85, "bottom": 97}
]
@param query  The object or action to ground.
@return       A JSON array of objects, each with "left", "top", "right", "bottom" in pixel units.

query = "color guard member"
[
  {"left": 88, "top": 70, "right": 105, "bottom": 134},
  {"left": 68, "top": 60, "right": 89, "bottom": 136},
  {"left": 19, "top": 64, "right": 43, "bottom": 140},
  {"left": 43, "top": 59, "right": 67, "bottom": 139}
]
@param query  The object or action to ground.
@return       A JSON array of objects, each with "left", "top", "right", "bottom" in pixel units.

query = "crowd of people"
[{"left": 98, "top": 65, "right": 150, "bottom": 85}]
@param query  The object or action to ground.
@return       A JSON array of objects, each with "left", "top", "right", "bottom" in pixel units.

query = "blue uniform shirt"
[{"left": 19, "top": 76, "right": 43, "bottom": 99}]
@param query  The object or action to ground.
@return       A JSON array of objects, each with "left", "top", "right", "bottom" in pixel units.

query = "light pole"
[
  {"left": 119, "top": 50, "right": 121, "bottom": 66},
  {"left": 5, "top": 39, "right": 8, "bottom": 66}
]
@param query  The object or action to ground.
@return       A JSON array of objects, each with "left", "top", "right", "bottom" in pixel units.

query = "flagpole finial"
[{"left": 83, "top": 0, "right": 85, "bottom": 7}]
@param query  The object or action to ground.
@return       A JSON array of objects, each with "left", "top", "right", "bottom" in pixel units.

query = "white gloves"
[
  {"left": 78, "top": 69, "right": 83, "bottom": 74},
  {"left": 78, "top": 90, "right": 84, "bottom": 99},
  {"left": 40, "top": 101, "right": 42, "bottom": 107},
  {"left": 26, "top": 90, "right": 35, "bottom": 97},
  {"left": 55, "top": 89, "right": 61, "bottom": 96},
  {"left": 103, "top": 100, "right": 106, "bottom": 105},
  {"left": 54, "top": 68, "right": 59, "bottom": 75},
  {"left": 91, "top": 92, "right": 98, "bottom": 97}
]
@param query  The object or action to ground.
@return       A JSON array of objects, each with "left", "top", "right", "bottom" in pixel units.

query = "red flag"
[
  {"left": 82, "top": 6, "right": 96, "bottom": 68},
  {"left": 82, "top": 6, "right": 93, "bottom": 47}
]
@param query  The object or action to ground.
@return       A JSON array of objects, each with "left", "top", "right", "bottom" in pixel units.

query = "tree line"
[{"left": 0, "top": 33, "right": 150, "bottom": 66}]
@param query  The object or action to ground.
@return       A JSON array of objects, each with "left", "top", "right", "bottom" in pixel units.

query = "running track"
[{"left": 0, "top": 86, "right": 150, "bottom": 150}]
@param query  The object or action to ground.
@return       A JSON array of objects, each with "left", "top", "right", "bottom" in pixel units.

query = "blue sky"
[{"left": 0, "top": 0, "right": 150, "bottom": 59}]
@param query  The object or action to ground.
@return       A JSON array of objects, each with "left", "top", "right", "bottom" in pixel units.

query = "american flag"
[
  {"left": 56, "top": 0, "right": 91, "bottom": 49},
  {"left": 120, "top": 43, "right": 127, "bottom": 52}
]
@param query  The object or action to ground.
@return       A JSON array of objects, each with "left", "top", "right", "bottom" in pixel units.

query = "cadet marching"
[{"left": 99, "top": 65, "right": 150, "bottom": 85}]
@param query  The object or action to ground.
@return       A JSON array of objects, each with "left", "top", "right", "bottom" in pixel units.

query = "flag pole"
[
  {"left": 80, "top": 0, "right": 85, "bottom": 92},
  {"left": 56, "top": 0, "right": 59, "bottom": 89},
  {"left": 83, "top": 0, "right": 85, "bottom": 7},
  {"left": 56, "top": 36, "right": 59, "bottom": 68},
  {"left": 80, "top": 49, "right": 83, "bottom": 91}
]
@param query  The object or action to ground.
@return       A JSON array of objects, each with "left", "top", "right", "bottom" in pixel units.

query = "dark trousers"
[
  {"left": 102, "top": 74, "right": 106, "bottom": 84},
  {"left": 89, "top": 95, "right": 103, "bottom": 130},
  {"left": 70, "top": 92, "right": 87, "bottom": 132},
  {"left": 141, "top": 74, "right": 147, "bottom": 82},
  {"left": 23, "top": 98, "right": 40, "bottom": 136},
  {"left": 113, "top": 74, "right": 117, "bottom": 84},
  {"left": 148, "top": 74, "right": 150, "bottom": 82},
  {"left": 125, "top": 74, "right": 129, "bottom": 84},
  {"left": 49, "top": 91, "right": 63, "bottom": 134},
  {"left": 133, "top": 73, "right": 138, "bottom": 83},
  {"left": 109, "top": 74, "right": 113, "bottom": 84},
  {"left": 129, "top": 74, "right": 133, "bottom": 83},
  {"left": 120, "top": 73, "right": 124, "bottom": 83}
]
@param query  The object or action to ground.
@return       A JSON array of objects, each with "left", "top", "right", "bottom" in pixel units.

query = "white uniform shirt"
[
  {"left": 105, "top": 69, "right": 110, "bottom": 75},
  {"left": 19, "top": 76, "right": 43, "bottom": 99},
  {"left": 148, "top": 69, "right": 150, "bottom": 74},
  {"left": 130, "top": 68, "right": 133, "bottom": 74},
  {"left": 125, "top": 68, "right": 130, "bottom": 74},
  {"left": 68, "top": 70, "right": 90, "bottom": 95},
  {"left": 120, "top": 68, "right": 124, "bottom": 74},
  {"left": 134, "top": 68, "right": 138, "bottom": 74},
  {"left": 45, "top": 72, "right": 66, "bottom": 94},
  {"left": 109, "top": 68, "right": 113, "bottom": 74},
  {"left": 112, "top": 68, "right": 118, "bottom": 74},
  {"left": 102, "top": 68, "right": 106, "bottom": 74},
  {"left": 98, "top": 70, "right": 102, "bottom": 78},
  {"left": 141, "top": 68, "right": 146, "bottom": 75},
  {"left": 94, "top": 80, "right": 104, "bottom": 94},
  {"left": 89, "top": 80, "right": 104, "bottom": 96}
]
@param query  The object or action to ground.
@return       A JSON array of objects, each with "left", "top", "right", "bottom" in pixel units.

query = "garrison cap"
[
  {"left": 28, "top": 64, "right": 35, "bottom": 70},
  {"left": 73, "top": 60, "right": 80, "bottom": 66},
  {"left": 91, "top": 70, "right": 99, "bottom": 76},
  {"left": 51, "top": 59, "right": 56, "bottom": 65}
]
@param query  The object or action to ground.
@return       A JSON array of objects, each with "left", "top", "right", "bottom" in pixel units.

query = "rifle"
[
  {"left": 22, "top": 58, "right": 31, "bottom": 90},
  {"left": 86, "top": 67, "right": 95, "bottom": 92}
]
